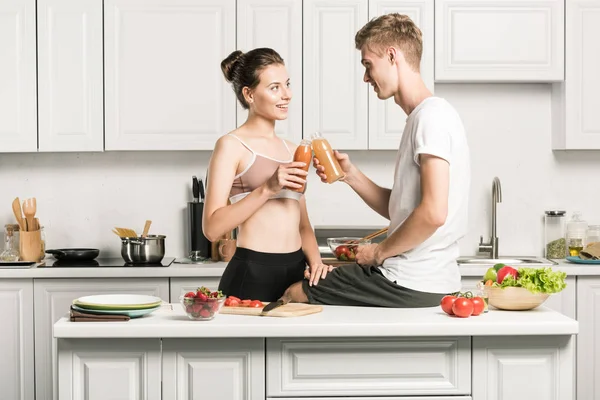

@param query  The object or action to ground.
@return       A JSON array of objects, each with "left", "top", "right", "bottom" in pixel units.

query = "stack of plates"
[{"left": 72, "top": 294, "right": 163, "bottom": 318}]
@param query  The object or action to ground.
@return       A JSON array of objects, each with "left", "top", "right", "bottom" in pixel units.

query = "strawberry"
[{"left": 184, "top": 291, "right": 196, "bottom": 298}]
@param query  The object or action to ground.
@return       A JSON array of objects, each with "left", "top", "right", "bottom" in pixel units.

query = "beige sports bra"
[{"left": 228, "top": 134, "right": 302, "bottom": 204}]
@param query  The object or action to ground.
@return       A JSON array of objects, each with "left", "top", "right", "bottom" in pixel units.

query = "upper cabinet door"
[
  {"left": 435, "top": 0, "right": 565, "bottom": 82},
  {"left": 552, "top": 0, "right": 600, "bottom": 150},
  {"left": 368, "top": 0, "right": 434, "bottom": 150},
  {"left": 37, "top": 0, "right": 104, "bottom": 152},
  {"left": 0, "top": 0, "right": 37, "bottom": 153},
  {"left": 237, "top": 0, "right": 302, "bottom": 144},
  {"left": 104, "top": 0, "right": 236, "bottom": 151},
  {"left": 304, "top": 0, "right": 368, "bottom": 150}
]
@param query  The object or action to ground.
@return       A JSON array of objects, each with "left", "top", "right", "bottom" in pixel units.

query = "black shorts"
[
  {"left": 218, "top": 247, "right": 306, "bottom": 302},
  {"left": 302, "top": 263, "right": 446, "bottom": 308}
]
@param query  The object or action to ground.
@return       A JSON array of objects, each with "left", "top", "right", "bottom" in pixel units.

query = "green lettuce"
[{"left": 495, "top": 267, "right": 567, "bottom": 294}]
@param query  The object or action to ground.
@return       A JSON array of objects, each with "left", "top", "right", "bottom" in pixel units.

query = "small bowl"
[
  {"left": 485, "top": 286, "right": 550, "bottom": 311},
  {"left": 180, "top": 295, "right": 226, "bottom": 321},
  {"left": 327, "top": 237, "right": 371, "bottom": 261}
]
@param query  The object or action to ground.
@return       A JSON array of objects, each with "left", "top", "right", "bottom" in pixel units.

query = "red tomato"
[
  {"left": 497, "top": 266, "right": 518, "bottom": 283},
  {"left": 471, "top": 297, "right": 485, "bottom": 316},
  {"left": 228, "top": 299, "right": 241, "bottom": 307},
  {"left": 224, "top": 298, "right": 231, "bottom": 306},
  {"left": 452, "top": 298, "right": 474, "bottom": 318},
  {"left": 335, "top": 245, "right": 350, "bottom": 257},
  {"left": 241, "top": 299, "right": 252, "bottom": 307},
  {"left": 440, "top": 295, "right": 457, "bottom": 315},
  {"left": 183, "top": 291, "right": 196, "bottom": 298},
  {"left": 249, "top": 300, "right": 264, "bottom": 308},
  {"left": 227, "top": 295, "right": 241, "bottom": 302}
]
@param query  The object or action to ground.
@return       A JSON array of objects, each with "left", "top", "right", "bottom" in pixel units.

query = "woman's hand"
[
  {"left": 304, "top": 262, "right": 334, "bottom": 286},
  {"left": 313, "top": 151, "right": 355, "bottom": 183},
  {"left": 263, "top": 162, "right": 308, "bottom": 195}
]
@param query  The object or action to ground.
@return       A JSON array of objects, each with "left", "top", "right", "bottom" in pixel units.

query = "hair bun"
[{"left": 221, "top": 50, "right": 244, "bottom": 82}]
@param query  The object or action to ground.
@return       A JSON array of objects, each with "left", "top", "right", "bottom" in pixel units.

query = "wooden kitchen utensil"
[
  {"left": 220, "top": 302, "right": 323, "bottom": 317},
  {"left": 141, "top": 220, "right": 152, "bottom": 238},
  {"left": 22, "top": 198, "right": 36, "bottom": 232},
  {"left": 344, "top": 227, "right": 388, "bottom": 245},
  {"left": 113, "top": 227, "right": 138, "bottom": 238},
  {"left": 12, "top": 197, "right": 26, "bottom": 231},
  {"left": 20, "top": 229, "right": 42, "bottom": 262}
]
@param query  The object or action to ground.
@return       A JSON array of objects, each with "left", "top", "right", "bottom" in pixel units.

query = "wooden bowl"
[{"left": 485, "top": 286, "right": 550, "bottom": 311}]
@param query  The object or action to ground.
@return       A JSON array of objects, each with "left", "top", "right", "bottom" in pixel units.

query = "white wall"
[{"left": 1, "top": 83, "right": 599, "bottom": 258}]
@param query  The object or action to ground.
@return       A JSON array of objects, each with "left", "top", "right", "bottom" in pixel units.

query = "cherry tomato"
[
  {"left": 471, "top": 297, "right": 485, "bottom": 316},
  {"left": 228, "top": 299, "right": 240, "bottom": 307},
  {"left": 184, "top": 291, "right": 196, "bottom": 298},
  {"left": 249, "top": 300, "right": 264, "bottom": 308},
  {"left": 440, "top": 295, "right": 457, "bottom": 315},
  {"left": 452, "top": 298, "right": 474, "bottom": 318}
]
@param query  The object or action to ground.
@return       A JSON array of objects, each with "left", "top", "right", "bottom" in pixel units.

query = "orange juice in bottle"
[
  {"left": 311, "top": 132, "right": 345, "bottom": 183},
  {"left": 292, "top": 139, "right": 312, "bottom": 193}
]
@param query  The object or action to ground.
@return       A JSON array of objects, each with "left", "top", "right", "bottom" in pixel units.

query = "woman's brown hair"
[{"left": 221, "top": 48, "right": 285, "bottom": 109}]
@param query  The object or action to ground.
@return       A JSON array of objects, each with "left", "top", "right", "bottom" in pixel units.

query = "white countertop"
[
  {"left": 1, "top": 259, "right": 599, "bottom": 278},
  {"left": 54, "top": 304, "right": 578, "bottom": 339}
]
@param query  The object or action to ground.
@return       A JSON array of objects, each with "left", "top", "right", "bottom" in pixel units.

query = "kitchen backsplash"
[{"left": 1, "top": 83, "right": 599, "bottom": 258}]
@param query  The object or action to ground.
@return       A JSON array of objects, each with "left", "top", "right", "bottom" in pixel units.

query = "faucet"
[{"left": 479, "top": 177, "right": 502, "bottom": 259}]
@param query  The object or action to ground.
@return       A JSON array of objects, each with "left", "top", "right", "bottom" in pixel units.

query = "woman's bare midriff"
[{"left": 236, "top": 198, "right": 302, "bottom": 253}]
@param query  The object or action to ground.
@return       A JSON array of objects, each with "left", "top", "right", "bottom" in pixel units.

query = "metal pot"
[{"left": 121, "top": 235, "right": 166, "bottom": 264}]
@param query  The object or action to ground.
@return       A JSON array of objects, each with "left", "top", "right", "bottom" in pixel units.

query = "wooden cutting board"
[
  {"left": 220, "top": 302, "right": 323, "bottom": 317},
  {"left": 322, "top": 257, "right": 357, "bottom": 266}
]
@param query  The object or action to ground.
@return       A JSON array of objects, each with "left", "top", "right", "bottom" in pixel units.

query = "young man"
[{"left": 287, "top": 13, "right": 471, "bottom": 307}]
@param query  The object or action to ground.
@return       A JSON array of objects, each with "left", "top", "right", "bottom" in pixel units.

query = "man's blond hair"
[{"left": 355, "top": 13, "right": 422, "bottom": 72}]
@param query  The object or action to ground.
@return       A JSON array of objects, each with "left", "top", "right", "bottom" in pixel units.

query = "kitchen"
[{"left": 1, "top": 0, "right": 599, "bottom": 399}]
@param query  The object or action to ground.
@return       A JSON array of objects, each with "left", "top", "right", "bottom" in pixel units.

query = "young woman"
[{"left": 202, "top": 48, "right": 332, "bottom": 302}]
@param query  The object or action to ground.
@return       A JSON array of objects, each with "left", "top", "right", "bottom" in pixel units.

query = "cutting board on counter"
[
  {"left": 321, "top": 257, "right": 357, "bottom": 266},
  {"left": 220, "top": 303, "right": 323, "bottom": 317}
]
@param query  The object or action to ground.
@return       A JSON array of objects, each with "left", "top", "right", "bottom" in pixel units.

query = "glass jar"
[
  {"left": 544, "top": 210, "right": 567, "bottom": 259},
  {"left": 1, "top": 224, "right": 21, "bottom": 261},
  {"left": 39, "top": 226, "right": 46, "bottom": 261},
  {"left": 587, "top": 225, "right": 600, "bottom": 245},
  {"left": 476, "top": 281, "right": 489, "bottom": 313},
  {"left": 567, "top": 211, "right": 588, "bottom": 256}
]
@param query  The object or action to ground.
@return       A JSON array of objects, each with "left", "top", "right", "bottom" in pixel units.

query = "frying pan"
[{"left": 45, "top": 248, "right": 100, "bottom": 261}]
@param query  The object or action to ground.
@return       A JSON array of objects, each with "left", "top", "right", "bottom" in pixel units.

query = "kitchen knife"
[
  {"left": 199, "top": 179, "right": 205, "bottom": 203},
  {"left": 192, "top": 176, "right": 199, "bottom": 203},
  {"left": 261, "top": 297, "right": 290, "bottom": 314}
]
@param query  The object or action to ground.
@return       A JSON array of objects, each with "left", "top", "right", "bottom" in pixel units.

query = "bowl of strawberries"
[{"left": 180, "top": 286, "right": 226, "bottom": 321}]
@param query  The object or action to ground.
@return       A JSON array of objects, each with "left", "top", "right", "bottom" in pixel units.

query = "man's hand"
[
  {"left": 313, "top": 151, "right": 355, "bottom": 183},
  {"left": 305, "top": 262, "right": 334, "bottom": 286},
  {"left": 356, "top": 243, "right": 380, "bottom": 266}
]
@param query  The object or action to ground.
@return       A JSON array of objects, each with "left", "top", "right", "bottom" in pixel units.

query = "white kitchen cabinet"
[
  {"left": 57, "top": 339, "right": 161, "bottom": 400},
  {"left": 0, "top": 0, "right": 37, "bottom": 153},
  {"left": 266, "top": 337, "right": 471, "bottom": 397},
  {"left": 303, "top": 0, "right": 368, "bottom": 149},
  {"left": 162, "top": 338, "right": 265, "bottom": 399},
  {"left": 237, "top": 0, "right": 302, "bottom": 144},
  {"left": 33, "top": 278, "right": 169, "bottom": 400},
  {"left": 169, "top": 276, "right": 221, "bottom": 302},
  {"left": 473, "top": 336, "right": 575, "bottom": 400},
  {"left": 272, "top": 398, "right": 472, "bottom": 400},
  {"left": 461, "top": 275, "right": 576, "bottom": 319},
  {"left": 552, "top": 0, "right": 600, "bottom": 150},
  {"left": 435, "top": 0, "right": 564, "bottom": 82},
  {"left": 104, "top": 0, "right": 236, "bottom": 151},
  {"left": 576, "top": 277, "right": 600, "bottom": 400},
  {"left": 0, "top": 280, "right": 34, "bottom": 400},
  {"left": 37, "top": 0, "right": 103, "bottom": 152},
  {"left": 367, "top": 0, "right": 434, "bottom": 150}
]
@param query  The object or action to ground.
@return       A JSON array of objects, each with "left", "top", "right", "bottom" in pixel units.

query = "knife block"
[{"left": 188, "top": 202, "right": 211, "bottom": 259}]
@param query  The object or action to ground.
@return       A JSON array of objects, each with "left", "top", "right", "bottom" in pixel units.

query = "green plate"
[
  {"left": 72, "top": 304, "right": 160, "bottom": 318},
  {"left": 73, "top": 294, "right": 163, "bottom": 310}
]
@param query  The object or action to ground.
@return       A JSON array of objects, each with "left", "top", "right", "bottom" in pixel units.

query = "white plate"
[{"left": 73, "top": 294, "right": 163, "bottom": 310}]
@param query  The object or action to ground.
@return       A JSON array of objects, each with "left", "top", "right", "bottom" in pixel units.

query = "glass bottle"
[
  {"left": 567, "top": 211, "right": 587, "bottom": 256},
  {"left": 587, "top": 225, "right": 600, "bottom": 244},
  {"left": 476, "top": 281, "right": 489, "bottom": 313},
  {"left": 1, "top": 224, "right": 20, "bottom": 262},
  {"left": 544, "top": 210, "right": 567, "bottom": 259},
  {"left": 310, "top": 132, "right": 345, "bottom": 184},
  {"left": 292, "top": 139, "right": 312, "bottom": 193},
  {"left": 39, "top": 226, "right": 46, "bottom": 261}
]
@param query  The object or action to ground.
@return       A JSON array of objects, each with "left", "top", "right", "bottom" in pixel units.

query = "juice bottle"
[
  {"left": 310, "top": 132, "right": 345, "bottom": 183},
  {"left": 292, "top": 139, "right": 312, "bottom": 193}
]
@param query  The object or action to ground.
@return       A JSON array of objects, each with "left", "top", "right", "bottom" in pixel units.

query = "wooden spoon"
[
  {"left": 22, "top": 198, "right": 37, "bottom": 232},
  {"left": 141, "top": 220, "right": 152, "bottom": 238},
  {"left": 12, "top": 197, "right": 26, "bottom": 231}
]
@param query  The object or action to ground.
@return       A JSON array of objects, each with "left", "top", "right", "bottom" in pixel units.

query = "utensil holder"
[{"left": 19, "top": 230, "right": 42, "bottom": 262}]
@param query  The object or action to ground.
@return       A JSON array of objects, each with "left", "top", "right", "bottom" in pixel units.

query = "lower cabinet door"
[
  {"left": 169, "top": 277, "right": 221, "bottom": 302},
  {"left": 267, "top": 337, "right": 471, "bottom": 397},
  {"left": 162, "top": 338, "right": 265, "bottom": 400},
  {"left": 57, "top": 339, "right": 161, "bottom": 400},
  {"left": 268, "top": 398, "right": 472, "bottom": 400}
]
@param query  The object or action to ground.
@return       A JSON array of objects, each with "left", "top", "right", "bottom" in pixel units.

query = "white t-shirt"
[{"left": 378, "top": 96, "right": 470, "bottom": 294}]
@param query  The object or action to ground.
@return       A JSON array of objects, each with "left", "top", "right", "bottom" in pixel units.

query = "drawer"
[
  {"left": 269, "top": 397, "right": 473, "bottom": 400},
  {"left": 266, "top": 337, "right": 471, "bottom": 397}
]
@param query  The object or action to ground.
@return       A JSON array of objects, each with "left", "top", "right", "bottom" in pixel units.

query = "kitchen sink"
[{"left": 457, "top": 257, "right": 557, "bottom": 266}]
